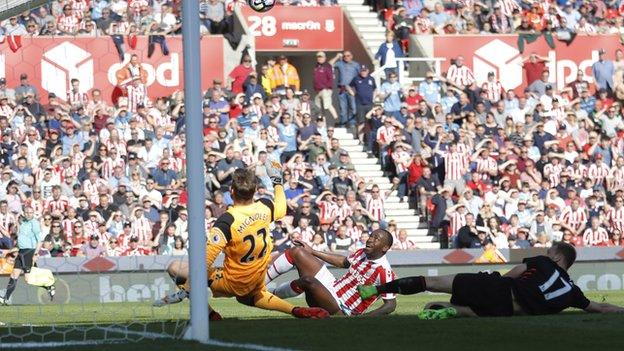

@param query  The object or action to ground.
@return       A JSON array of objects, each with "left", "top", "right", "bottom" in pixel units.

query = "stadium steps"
[
  {"left": 333, "top": 127, "right": 437, "bottom": 249},
  {"left": 338, "top": 0, "right": 387, "bottom": 60}
]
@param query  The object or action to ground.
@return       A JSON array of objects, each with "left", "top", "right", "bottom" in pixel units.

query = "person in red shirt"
[
  {"left": 466, "top": 171, "right": 488, "bottom": 196},
  {"left": 405, "top": 87, "right": 423, "bottom": 113},
  {"left": 522, "top": 53, "right": 548, "bottom": 86},
  {"left": 228, "top": 55, "right": 254, "bottom": 94}
]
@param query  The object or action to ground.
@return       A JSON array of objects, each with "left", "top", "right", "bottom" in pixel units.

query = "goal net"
[{"left": 0, "top": 3, "right": 219, "bottom": 345}]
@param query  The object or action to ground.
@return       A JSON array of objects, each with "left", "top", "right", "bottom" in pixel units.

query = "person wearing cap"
[
  {"left": 79, "top": 234, "right": 107, "bottom": 258},
  {"left": 228, "top": 54, "right": 254, "bottom": 95},
  {"left": 0, "top": 78, "right": 16, "bottom": 102},
  {"left": 14, "top": 73, "right": 39, "bottom": 101},
  {"left": 347, "top": 63, "right": 377, "bottom": 130},
  {"left": 313, "top": 51, "right": 338, "bottom": 121},
  {"left": 592, "top": 48, "right": 614, "bottom": 94},
  {"left": 267, "top": 55, "right": 300, "bottom": 95},
  {"left": 243, "top": 73, "right": 266, "bottom": 102}
]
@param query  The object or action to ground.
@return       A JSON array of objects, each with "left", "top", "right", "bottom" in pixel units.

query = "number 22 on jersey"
[{"left": 240, "top": 228, "right": 268, "bottom": 263}]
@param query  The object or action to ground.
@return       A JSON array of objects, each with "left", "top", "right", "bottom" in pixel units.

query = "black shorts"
[
  {"left": 450, "top": 272, "right": 514, "bottom": 317},
  {"left": 14, "top": 249, "right": 36, "bottom": 273}
]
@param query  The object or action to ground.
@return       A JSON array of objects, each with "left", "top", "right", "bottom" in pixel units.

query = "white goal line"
[{"left": 0, "top": 327, "right": 297, "bottom": 351}]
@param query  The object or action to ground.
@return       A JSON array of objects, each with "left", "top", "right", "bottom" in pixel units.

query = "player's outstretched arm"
[
  {"left": 584, "top": 301, "right": 624, "bottom": 314},
  {"left": 293, "top": 239, "right": 349, "bottom": 268},
  {"left": 265, "top": 160, "right": 287, "bottom": 220}
]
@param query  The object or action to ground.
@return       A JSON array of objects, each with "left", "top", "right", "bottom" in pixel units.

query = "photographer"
[{"left": 0, "top": 206, "right": 54, "bottom": 305}]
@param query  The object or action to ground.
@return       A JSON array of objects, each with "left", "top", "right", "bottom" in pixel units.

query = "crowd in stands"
[
  {"left": 377, "top": 0, "right": 624, "bottom": 54},
  {"left": 1, "top": 0, "right": 624, "bottom": 266},
  {"left": 0, "top": 0, "right": 338, "bottom": 38}
]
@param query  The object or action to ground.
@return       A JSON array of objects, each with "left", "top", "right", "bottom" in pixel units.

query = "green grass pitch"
[{"left": 2, "top": 291, "right": 624, "bottom": 350}]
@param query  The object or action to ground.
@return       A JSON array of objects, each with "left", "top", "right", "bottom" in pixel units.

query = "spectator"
[
  {"left": 374, "top": 32, "right": 405, "bottom": 77},
  {"left": 229, "top": 55, "right": 254, "bottom": 95},
  {"left": 348, "top": 65, "right": 377, "bottom": 133},
  {"left": 313, "top": 52, "right": 338, "bottom": 122},
  {"left": 268, "top": 55, "right": 300, "bottom": 95},
  {"left": 592, "top": 49, "right": 615, "bottom": 94}
]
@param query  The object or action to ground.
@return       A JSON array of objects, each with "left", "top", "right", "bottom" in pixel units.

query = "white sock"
[
  {"left": 272, "top": 280, "right": 303, "bottom": 299},
  {"left": 265, "top": 251, "right": 295, "bottom": 284}
]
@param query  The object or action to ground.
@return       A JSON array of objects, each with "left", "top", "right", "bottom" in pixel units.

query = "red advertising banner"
[
  {"left": 242, "top": 6, "right": 344, "bottom": 51},
  {"left": 433, "top": 35, "right": 619, "bottom": 92},
  {"left": 0, "top": 36, "right": 224, "bottom": 103}
]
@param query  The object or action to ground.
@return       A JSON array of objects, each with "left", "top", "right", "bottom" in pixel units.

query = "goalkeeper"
[
  {"left": 0, "top": 206, "right": 55, "bottom": 305},
  {"left": 154, "top": 162, "right": 329, "bottom": 319}
]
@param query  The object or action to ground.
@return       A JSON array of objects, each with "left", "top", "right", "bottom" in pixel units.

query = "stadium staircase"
[
  {"left": 338, "top": 0, "right": 386, "bottom": 58},
  {"left": 333, "top": 127, "right": 437, "bottom": 249}
]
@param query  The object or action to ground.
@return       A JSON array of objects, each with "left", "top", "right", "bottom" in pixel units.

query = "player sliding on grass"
[
  {"left": 153, "top": 164, "right": 329, "bottom": 320},
  {"left": 358, "top": 242, "right": 624, "bottom": 319},
  {"left": 264, "top": 229, "right": 396, "bottom": 316}
]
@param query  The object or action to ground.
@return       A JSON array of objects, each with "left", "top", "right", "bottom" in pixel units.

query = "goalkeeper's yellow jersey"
[{"left": 206, "top": 185, "right": 286, "bottom": 290}]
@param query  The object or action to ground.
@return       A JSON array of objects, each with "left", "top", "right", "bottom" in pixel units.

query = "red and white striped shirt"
[
  {"left": 293, "top": 226, "right": 315, "bottom": 244},
  {"left": 101, "top": 157, "right": 126, "bottom": 180},
  {"left": 29, "top": 199, "right": 45, "bottom": 218},
  {"left": 582, "top": 227, "right": 609, "bottom": 246},
  {"left": 609, "top": 166, "right": 624, "bottom": 189},
  {"left": 567, "top": 164, "right": 588, "bottom": 185},
  {"left": 46, "top": 197, "right": 70, "bottom": 214},
  {"left": 498, "top": 0, "right": 520, "bottom": 17},
  {"left": 57, "top": 14, "right": 80, "bottom": 33},
  {"left": 122, "top": 246, "right": 151, "bottom": 256},
  {"left": 444, "top": 151, "right": 465, "bottom": 181},
  {"left": 346, "top": 226, "right": 362, "bottom": 241},
  {"left": 392, "top": 151, "right": 411, "bottom": 174},
  {"left": 376, "top": 125, "right": 396, "bottom": 145},
  {"left": 544, "top": 163, "right": 563, "bottom": 187},
  {"left": 336, "top": 204, "right": 353, "bottom": 223},
  {"left": 475, "top": 156, "right": 497, "bottom": 176},
  {"left": 607, "top": 206, "right": 624, "bottom": 232},
  {"left": 559, "top": 206, "right": 587, "bottom": 232},
  {"left": 449, "top": 211, "right": 466, "bottom": 237},
  {"left": 446, "top": 64, "right": 475, "bottom": 87},
  {"left": 70, "top": 0, "right": 89, "bottom": 19},
  {"left": 67, "top": 90, "right": 88, "bottom": 106},
  {"left": 83, "top": 178, "right": 109, "bottom": 203},
  {"left": 131, "top": 216, "right": 152, "bottom": 245},
  {"left": 126, "top": 83, "right": 148, "bottom": 113},
  {"left": 332, "top": 249, "right": 396, "bottom": 315},
  {"left": 0, "top": 105, "right": 13, "bottom": 118},
  {"left": 414, "top": 16, "right": 433, "bottom": 34},
  {"left": 318, "top": 201, "right": 338, "bottom": 222},
  {"left": 62, "top": 218, "right": 78, "bottom": 239},
  {"left": 481, "top": 81, "right": 503, "bottom": 102},
  {"left": 588, "top": 163, "right": 610, "bottom": 187},
  {"left": 365, "top": 194, "right": 385, "bottom": 221},
  {"left": 394, "top": 239, "right": 416, "bottom": 250},
  {"left": 0, "top": 212, "right": 16, "bottom": 233}
]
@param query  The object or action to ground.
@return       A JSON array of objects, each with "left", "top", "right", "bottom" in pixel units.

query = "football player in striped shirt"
[{"left": 265, "top": 229, "right": 396, "bottom": 316}]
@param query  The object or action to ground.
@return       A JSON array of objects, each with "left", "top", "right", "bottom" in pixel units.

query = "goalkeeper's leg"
[{"left": 237, "top": 290, "right": 329, "bottom": 319}]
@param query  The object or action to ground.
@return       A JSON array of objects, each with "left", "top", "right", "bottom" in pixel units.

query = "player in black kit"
[{"left": 358, "top": 242, "right": 624, "bottom": 318}]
